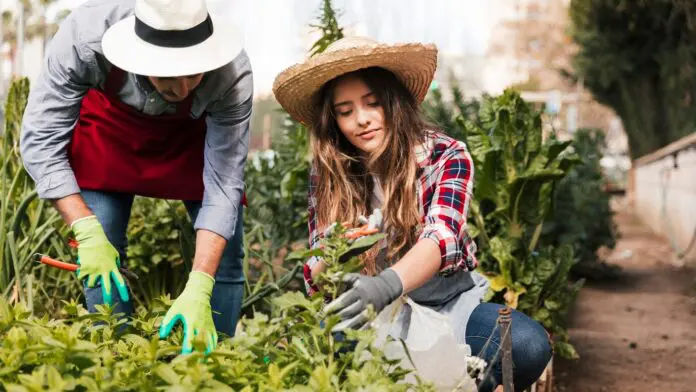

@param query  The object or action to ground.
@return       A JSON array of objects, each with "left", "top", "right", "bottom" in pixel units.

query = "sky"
[{"left": 32, "top": 0, "right": 497, "bottom": 97}]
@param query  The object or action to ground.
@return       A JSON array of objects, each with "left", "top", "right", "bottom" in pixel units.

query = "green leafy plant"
[
  {"left": 0, "top": 225, "right": 444, "bottom": 391},
  {"left": 0, "top": 78, "right": 76, "bottom": 315},
  {"left": 459, "top": 89, "right": 585, "bottom": 359},
  {"left": 125, "top": 197, "right": 195, "bottom": 308},
  {"left": 542, "top": 128, "right": 620, "bottom": 281}
]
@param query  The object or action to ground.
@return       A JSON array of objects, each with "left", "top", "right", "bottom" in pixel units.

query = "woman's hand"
[{"left": 324, "top": 268, "right": 403, "bottom": 332}]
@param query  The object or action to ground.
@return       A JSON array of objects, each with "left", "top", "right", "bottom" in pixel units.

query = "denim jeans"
[
  {"left": 465, "top": 302, "right": 553, "bottom": 392},
  {"left": 80, "top": 190, "right": 245, "bottom": 337},
  {"left": 331, "top": 300, "right": 551, "bottom": 391}
]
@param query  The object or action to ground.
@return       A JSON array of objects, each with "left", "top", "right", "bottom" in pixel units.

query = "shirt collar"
[{"left": 415, "top": 133, "right": 434, "bottom": 169}]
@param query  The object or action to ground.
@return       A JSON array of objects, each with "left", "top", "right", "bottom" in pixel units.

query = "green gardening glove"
[
  {"left": 159, "top": 271, "right": 218, "bottom": 355},
  {"left": 72, "top": 215, "right": 129, "bottom": 306}
]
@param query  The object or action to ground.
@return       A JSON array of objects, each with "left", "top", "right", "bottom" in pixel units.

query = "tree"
[
  {"left": 568, "top": 0, "right": 696, "bottom": 159},
  {"left": 1, "top": 0, "right": 65, "bottom": 81}
]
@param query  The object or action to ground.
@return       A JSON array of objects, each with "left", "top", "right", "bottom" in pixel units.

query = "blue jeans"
[
  {"left": 465, "top": 302, "right": 553, "bottom": 392},
  {"left": 331, "top": 301, "right": 551, "bottom": 391},
  {"left": 80, "top": 190, "right": 246, "bottom": 337}
]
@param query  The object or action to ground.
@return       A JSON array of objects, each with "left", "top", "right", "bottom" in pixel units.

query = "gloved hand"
[
  {"left": 324, "top": 268, "right": 403, "bottom": 332},
  {"left": 72, "top": 215, "right": 129, "bottom": 305},
  {"left": 159, "top": 271, "right": 218, "bottom": 355}
]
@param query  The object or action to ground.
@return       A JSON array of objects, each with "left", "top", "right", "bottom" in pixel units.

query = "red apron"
[{"left": 69, "top": 66, "right": 246, "bottom": 205}]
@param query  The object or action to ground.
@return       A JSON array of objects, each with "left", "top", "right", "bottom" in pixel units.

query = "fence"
[{"left": 628, "top": 132, "right": 696, "bottom": 266}]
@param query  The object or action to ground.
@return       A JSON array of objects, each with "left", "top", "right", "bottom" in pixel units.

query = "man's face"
[{"left": 147, "top": 74, "right": 204, "bottom": 102}]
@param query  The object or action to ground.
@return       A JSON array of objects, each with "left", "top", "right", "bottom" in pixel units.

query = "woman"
[{"left": 273, "top": 36, "right": 552, "bottom": 392}]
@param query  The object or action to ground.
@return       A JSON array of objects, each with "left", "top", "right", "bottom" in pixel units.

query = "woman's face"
[{"left": 331, "top": 74, "right": 386, "bottom": 154}]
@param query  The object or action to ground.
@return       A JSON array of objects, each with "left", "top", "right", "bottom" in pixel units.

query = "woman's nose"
[{"left": 356, "top": 108, "right": 372, "bottom": 127}]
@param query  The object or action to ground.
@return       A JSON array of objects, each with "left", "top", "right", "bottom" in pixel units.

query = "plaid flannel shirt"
[{"left": 303, "top": 131, "right": 478, "bottom": 296}]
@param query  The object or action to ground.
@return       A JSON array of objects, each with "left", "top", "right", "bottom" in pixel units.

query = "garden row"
[{"left": 0, "top": 1, "right": 618, "bottom": 388}]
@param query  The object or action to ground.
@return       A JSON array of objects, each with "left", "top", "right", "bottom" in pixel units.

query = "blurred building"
[
  {"left": 486, "top": 0, "right": 573, "bottom": 93},
  {"left": 484, "top": 0, "right": 628, "bottom": 158}
]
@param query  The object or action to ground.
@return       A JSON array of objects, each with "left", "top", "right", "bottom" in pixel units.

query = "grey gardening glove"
[{"left": 324, "top": 268, "right": 403, "bottom": 332}]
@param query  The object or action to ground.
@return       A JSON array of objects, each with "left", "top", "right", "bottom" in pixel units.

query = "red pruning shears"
[{"left": 33, "top": 253, "right": 139, "bottom": 281}]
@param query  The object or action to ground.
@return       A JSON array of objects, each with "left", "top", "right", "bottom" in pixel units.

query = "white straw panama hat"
[
  {"left": 272, "top": 36, "right": 438, "bottom": 128},
  {"left": 101, "top": 0, "right": 244, "bottom": 77}
]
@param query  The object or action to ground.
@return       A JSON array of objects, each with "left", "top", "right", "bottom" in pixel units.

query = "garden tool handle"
[
  {"left": 34, "top": 253, "right": 78, "bottom": 271},
  {"left": 33, "top": 253, "right": 139, "bottom": 280}
]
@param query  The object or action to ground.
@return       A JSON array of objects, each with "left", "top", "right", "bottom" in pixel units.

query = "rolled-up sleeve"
[
  {"left": 19, "top": 14, "right": 100, "bottom": 200},
  {"left": 196, "top": 51, "right": 253, "bottom": 241},
  {"left": 418, "top": 141, "right": 478, "bottom": 275}
]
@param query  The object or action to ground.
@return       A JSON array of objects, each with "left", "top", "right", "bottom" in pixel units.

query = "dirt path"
[{"left": 555, "top": 204, "right": 696, "bottom": 392}]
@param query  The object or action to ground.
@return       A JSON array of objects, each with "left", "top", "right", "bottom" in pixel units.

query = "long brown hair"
[{"left": 310, "top": 67, "right": 432, "bottom": 275}]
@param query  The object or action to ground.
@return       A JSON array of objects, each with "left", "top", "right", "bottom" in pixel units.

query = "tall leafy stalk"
[{"left": 0, "top": 78, "right": 74, "bottom": 313}]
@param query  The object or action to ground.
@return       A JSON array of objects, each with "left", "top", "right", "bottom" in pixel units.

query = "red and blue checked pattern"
[{"left": 303, "top": 131, "right": 478, "bottom": 296}]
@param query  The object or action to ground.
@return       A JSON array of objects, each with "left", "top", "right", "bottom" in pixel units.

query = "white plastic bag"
[{"left": 371, "top": 296, "right": 478, "bottom": 391}]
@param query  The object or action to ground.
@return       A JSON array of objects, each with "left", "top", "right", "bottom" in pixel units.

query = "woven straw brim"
[{"left": 273, "top": 43, "right": 438, "bottom": 128}]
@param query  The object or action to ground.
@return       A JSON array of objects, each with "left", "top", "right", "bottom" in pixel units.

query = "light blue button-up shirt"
[{"left": 19, "top": 0, "right": 253, "bottom": 241}]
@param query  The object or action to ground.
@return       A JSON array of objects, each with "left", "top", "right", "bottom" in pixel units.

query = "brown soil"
[{"left": 555, "top": 202, "right": 696, "bottom": 392}]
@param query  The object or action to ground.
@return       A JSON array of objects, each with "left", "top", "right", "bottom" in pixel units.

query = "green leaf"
[
  {"left": 533, "top": 307, "right": 551, "bottom": 324},
  {"left": 487, "top": 274, "right": 508, "bottom": 292},
  {"left": 155, "top": 364, "right": 180, "bottom": 385},
  {"left": 544, "top": 299, "right": 562, "bottom": 311},
  {"left": 489, "top": 236, "right": 516, "bottom": 284},
  {"left": 554, "top": 341, "right": 579, "bottom": 360},
  {"left": 545, "top": 140, "right": 572, "bottom": 164},
  {"left": 271, "top": 291, "right": 314, "bottom": 312},
  {"left": 285, "top": 248, "right": 324, "bottom": 263},
  {"left": 338, "top": 233, "right": 386, "bottom": 263},
  {"left": 280, "top": 170, "right": 298, "bottom": 199}
]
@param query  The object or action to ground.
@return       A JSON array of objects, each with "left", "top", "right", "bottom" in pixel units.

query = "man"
[{"left": 20, "top": 0, "right": 252, "bottom": 355}]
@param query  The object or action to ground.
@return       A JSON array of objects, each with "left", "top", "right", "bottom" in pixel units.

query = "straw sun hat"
[{"left": 272, "top": 36, "right": 438, "bottom": 128}]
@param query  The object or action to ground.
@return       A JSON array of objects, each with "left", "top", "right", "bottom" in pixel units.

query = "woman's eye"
[
  {"left": 367, "top": 101, "right": 380, "bottom": 107},
  {"left": 338, "top": 110, "right": 353, "bottom": 117}
]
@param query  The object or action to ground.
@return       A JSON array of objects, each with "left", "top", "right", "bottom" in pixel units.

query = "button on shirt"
[{"left": 19, "top": 0, "right": 253, "bottom": 241}]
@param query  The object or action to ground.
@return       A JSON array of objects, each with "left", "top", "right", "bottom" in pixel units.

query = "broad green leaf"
[
  {"left": 475, "top": 148, "right": 502, "bottom": 201},
  {"left": 487, "top": 275, "right": 508, "bottom": 292},
  {"left": 535, "top": 256, "right": 557, "bottom": 283},
  {"left": 554, "top": 341, "right": 579, "bottom": 360},
  {"left": 545, "top": 140, "right": 573, "bottom": 164},
  {"left": 533, "top": 307, "right": 551, "bottom": 324},
  {"left": 280, "top": 170, "right": 297, "bottom": 199},
  {"left": 285, "top": 248, "right": 324, "bottom": 263},
  {"left": 515, "top": 168, "right": 566, "bottom": 183},
  {"left": 544, "top": 299, "right": 562, "bottom": 311},
  {"left": 338, "top": 233, "right": 386, "bottom": 263},
  {"left": 155, "top": 364, "right": 180, "bottom": 385},
  {"left": 489, "top": 236, "right": 517, "bottom": 284},
  {"left": 271, "top": 291, "right": 314, "bottom": 312},
  {"left": 308, "top": 364, "right": 337, "bottom": 391}
]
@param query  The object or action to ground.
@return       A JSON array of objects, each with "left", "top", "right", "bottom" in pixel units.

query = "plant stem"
[
  {"left": 529, "top": 222, "right": 544, "bottom": 252},
  {"left": 471, "top": 202, "right": 490, "bottom": 247}
]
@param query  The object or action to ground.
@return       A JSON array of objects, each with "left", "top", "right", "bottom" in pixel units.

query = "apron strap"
[
  {"left": 176, "top": 94, "right": 194, "bottom": 117},
  {"left": 104, "top": 65, "right": 127, "bottom": 97}
]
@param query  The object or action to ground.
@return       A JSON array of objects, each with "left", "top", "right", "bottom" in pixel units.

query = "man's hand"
[
  {"left": 324, "top": 268, "right": 403, "bottom": 332},
  {"left": 159, "top": 271, "right": 218, "bottom": 355},
  {"left": 72, "top": 215, "right": 129, "bottom": 305}
]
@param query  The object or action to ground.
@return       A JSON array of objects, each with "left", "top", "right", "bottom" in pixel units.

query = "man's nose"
[{"left": 172, "top": 79, "right": 190, "bottom": 97}]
